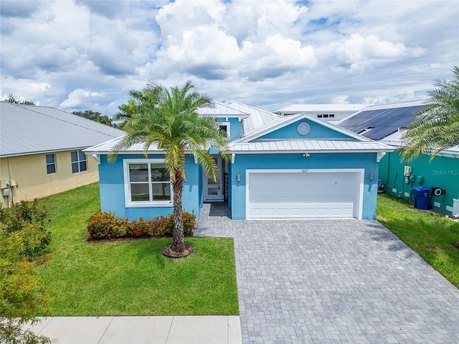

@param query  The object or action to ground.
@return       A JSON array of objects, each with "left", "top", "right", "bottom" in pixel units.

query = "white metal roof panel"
[
  {"left": 275, "top": 104, "right": 367, "bottom": 113},
  {"left": 0, "top": 102, "right": 124, "bottom": 157},
  {"left": 228, "top": 140, "right": 392, "bottom": 153},
  {"left": 219, "top": 100, "right": 282, "bottom": 136},
  {"left": 197, "top": 101, "right": 249, "bottom": 117}
]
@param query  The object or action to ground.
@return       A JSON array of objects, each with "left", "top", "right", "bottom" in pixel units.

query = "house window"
[
  {"left": 45, "top": 154, "right": 56, "bottom": 174},
  {"left": 125, "top": 160, "right": 172, "bottom": 206},
  {"left": 71, "top": 151, "right": 87, "bottom": 174},
  {"left": 218, "top": 122, "right": 231, "bottom": 140}
]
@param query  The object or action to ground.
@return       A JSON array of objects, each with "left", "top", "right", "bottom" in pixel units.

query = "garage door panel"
[{"left": 247, "top": 171, "right": 361, "bottom": 219}]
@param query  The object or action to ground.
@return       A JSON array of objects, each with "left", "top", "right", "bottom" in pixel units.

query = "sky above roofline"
[{"left": 1, "top": 0, "right": 458, "bottom": 116}]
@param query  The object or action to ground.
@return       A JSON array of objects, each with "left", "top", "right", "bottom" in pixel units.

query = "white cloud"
[
  {"left": 331, "top": 96, "right": 350, "bottom": 104},
  {"left": 334, "top": 33, "right": 424, "bottom": 71},
  {"left": 1, "top": 0, "right": 458, "bottom": 114},
  {"left": 147, "top": 0, "right": 316, "bottom": 80},
  {"left": 59, "top": 89, "right": 104, "bottom": 108}
]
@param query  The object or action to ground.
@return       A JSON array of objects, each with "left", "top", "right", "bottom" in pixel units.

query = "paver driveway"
[{"left": 197, "top": 204, "right": 459, "bottom": 344}]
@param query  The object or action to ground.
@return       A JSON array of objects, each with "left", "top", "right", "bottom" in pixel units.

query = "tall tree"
[
  {"left": 402, "top": 66, "right": 459, "bottom": 160},
  {"left": 72, "top": 110, "right": 114, "bottom": 127},
  {"left": 110, "top": 81, "right": 226, "bottom": 257}
]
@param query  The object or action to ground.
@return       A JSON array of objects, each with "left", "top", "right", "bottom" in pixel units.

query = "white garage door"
[{"left": 247, "top": 169, "right": 363, "bottom": 219}]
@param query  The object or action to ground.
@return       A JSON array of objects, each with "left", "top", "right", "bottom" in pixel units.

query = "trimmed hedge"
[{"left": 87, "top": 212, "right": 195, "bottom": 240}]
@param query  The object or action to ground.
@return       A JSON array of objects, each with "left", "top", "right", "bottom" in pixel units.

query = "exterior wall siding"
[
  {"left": 98, "top": 154, "right": 202, "bottom": 220},
  {"left": 379, "top": 151, "right": 459, "bottom": 216},
  {"left": 0, "top": 151, "right": 98, "bottom": 207},
  {"left": 257, "top": 118, "right": 351, "bottom": 140},
  {"left": 230, "top": 153, "right": 379, "bottom": 220}
]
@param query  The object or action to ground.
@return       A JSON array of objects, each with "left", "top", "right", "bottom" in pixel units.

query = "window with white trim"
[
  {"left": 219, "top": 122, "right": 230, "bottom": 140},
  {"left": 71, "top": 151, "right": 87, "bottom": 173},
  {"left": 45, "top": 154, "right": 56, "bottom": 174},
  {"left": 126, "top": 160, "right": 172, "bottom": 205}
]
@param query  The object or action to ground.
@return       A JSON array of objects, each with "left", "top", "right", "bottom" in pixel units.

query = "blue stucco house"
[{"left": 85, "top": 101, "right": 392, "bottom": 221}]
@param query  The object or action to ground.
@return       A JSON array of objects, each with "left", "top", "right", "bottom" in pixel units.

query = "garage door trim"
[{"left": 245, "top": 169, "right": 364, "bottom": 220}]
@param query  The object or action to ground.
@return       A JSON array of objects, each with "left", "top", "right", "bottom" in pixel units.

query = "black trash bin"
[{"left": 411, "top": 187, "right": 431, "bottom": 210}]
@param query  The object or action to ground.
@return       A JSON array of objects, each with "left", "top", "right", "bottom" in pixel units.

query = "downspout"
[
  {"left": 385, "top": 152, "right": 391, "bottom": 192},
  {"left": 7, "top": 157, "right": 13, "bottom": 207}
]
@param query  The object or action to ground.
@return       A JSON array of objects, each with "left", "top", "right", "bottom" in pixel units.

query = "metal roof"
[
  {"left": 221, "top": 100, "right": 282, "bottom": 136},
  {"left": 275, "top": 104, "right": 367, "bottom": 114},
  {"left": 228, "top": 140, "right": 392, "bottom": 153},
  {"left": 338, "top": 100, "right": 430, "bottom": 140},
  {"left": 0, "top": 102, "right": 124, "bottom": 157},
  {"left": 86, "top": 135, "right": 392, "bottom": 155},
  {"left": 234, "top": 113, "right": 372, "bottom": 143},
  {"left": 197, "top": 101, "right": 250, "bottom": 117},
  {"left": 84, "top": 136, "right": 159, "bottom": 154}
]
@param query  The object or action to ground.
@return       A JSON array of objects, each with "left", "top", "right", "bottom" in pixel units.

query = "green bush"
[
  {"left": 0, "top": 200, "right": 48, "bottom": 234},
  {"left": 0, "top": 200, "right": 51, "bottom": 259},
  {"left": 87, "top": 212, "right": 196, "bottom": 240}
]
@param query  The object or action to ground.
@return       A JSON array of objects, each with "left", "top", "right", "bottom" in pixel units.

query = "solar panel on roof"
[{"left": 339, "top": 105, "right": 426, "bottom": 140}]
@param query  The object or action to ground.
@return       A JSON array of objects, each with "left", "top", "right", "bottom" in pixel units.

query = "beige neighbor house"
[{"left": 0, "top": 102, "right": 123, "bottom": 208}]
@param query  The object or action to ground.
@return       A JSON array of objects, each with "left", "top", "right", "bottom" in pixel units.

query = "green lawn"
[
  {"left": 377, "top": 193, "right": 459, "bottom": 288},
  {"left": 35, "top": 183, "right": 238, "bottom": 315}
]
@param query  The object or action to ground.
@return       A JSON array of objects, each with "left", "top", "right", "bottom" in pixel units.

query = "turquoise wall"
[
  {"left": 257, "top": 118, "right": 351, "bottom": 140},
  {"left": 379, "top": 151, "right": 459, "bottom": 215},
  {"left": 98, "top": 154, "right": 202, "bottom": 220},
  {"left": 230, "top": 153, "right": 379, "bottom": 220}
]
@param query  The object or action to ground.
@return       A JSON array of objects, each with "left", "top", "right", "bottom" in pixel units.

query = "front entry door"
[{"left": 204, "top": 156, "right": 223, "bottom": 201}]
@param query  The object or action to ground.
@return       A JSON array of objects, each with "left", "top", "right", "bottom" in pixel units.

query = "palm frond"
[{"left": 402, "top": 66, "right": 459, "bottom": 160}]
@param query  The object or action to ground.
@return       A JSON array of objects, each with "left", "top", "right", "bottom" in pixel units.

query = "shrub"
[
  {"left": 0, "top": 224, "right": 50, "bottom": 344},
  {"left": 0, "top": 200, "right": 51, "bottom": 259},
  {"left": 9, "top": 223, "right": 52, "bottom": 259},
  {"left": 87, "top": 212, "right": 117, "bottom": 239},
  {"left": 127, "top": 218, "right": 150, "bottom": 237},
  {"left": 87, "top": 212, "right": 196, "bottom": 240},
  {"left": 0, "top": 199, "right": 48, "bottom": 234}
]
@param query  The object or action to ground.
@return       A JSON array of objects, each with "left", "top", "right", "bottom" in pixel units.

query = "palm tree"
[
  {"left": 402, "top": 66, "right": 459, "bottom": 160},
  {"left": 113, "top": 87, "right": 162, "bottom": 129},
  {"left": 110, "top": 81, "right": 226, "bottom": 257}
]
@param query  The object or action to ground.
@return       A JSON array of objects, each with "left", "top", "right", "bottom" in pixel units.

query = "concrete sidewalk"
[{"left": 29, "top": 316, "right": 241, "bottom": 344}]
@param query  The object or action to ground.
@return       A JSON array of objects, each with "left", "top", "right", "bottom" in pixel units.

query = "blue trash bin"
[{"left": 411, "top": 187, "right": 431, "bottom": 210}]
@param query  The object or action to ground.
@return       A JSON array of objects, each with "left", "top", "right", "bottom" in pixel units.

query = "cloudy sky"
[{"left": 1, "top": 0, "right": 458, "bottom": 115}]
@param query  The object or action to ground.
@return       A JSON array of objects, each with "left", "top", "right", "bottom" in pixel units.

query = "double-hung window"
[
  {"left": 45, "top": 154, "right": 56, "bottom": 174},
  {"left": 71, "top": 151, "right": 87, "bottom": 173},
  {"left": 125, "top": 159, "right": 172, "bottom": 207}
]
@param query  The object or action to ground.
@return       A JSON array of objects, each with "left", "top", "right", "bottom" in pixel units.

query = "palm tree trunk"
[{"left": 170, "top": 168, "right": 185, "bottom": 252}]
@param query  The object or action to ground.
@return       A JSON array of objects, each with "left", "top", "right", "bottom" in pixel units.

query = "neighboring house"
[
  {"left": 274, "top": 104, "right": 367, "bottom": 124},
  {"left": 0, "top": 102, "right": 123, "bottom": 207},
  {"left": 339, "top": 100, "right": 459, "bottom": 217},
  {"left": 86, "top": 100, "right": 391, "bottom": 221}
]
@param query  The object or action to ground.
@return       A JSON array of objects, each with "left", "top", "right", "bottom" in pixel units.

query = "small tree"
[
  {"left": 402, "top": 66, "right": 459, "bottom": 160},
  {"left": 5, "top": 94, "right": 35, "bottom": 105},
  {"left": 111, "top": 81, "right": 226, "bottom": 257},
  {"left": 0, "top": 228, "right": 50, "bottom": 343}
]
